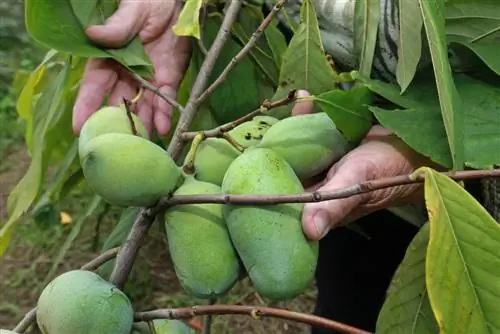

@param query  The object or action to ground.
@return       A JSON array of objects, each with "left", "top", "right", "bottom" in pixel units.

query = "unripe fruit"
[
  {"left": 36, "top": 270, "right": 134, "bottom": 334},
  {"left": 81, "top": 133, "right": 184, "bottom": 207}
]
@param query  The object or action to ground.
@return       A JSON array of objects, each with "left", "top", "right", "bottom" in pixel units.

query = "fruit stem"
[
  {"left": 221, "top": 133, "right": 244, "bottom": 152},
  {"left": 122, "top": 97, "right": 139, "bottom": 136},
  {"left": 131, "top": 87, "right": 144, "bottom": 104},
  {"left": 182, "top": 132, "right": 206, "bottom": 174}
]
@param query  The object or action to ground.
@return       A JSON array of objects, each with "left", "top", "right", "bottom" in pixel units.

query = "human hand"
[
  {"left": 291, "top": 90, "right": 440, "bottom": 241},
  {"left": 72, "top": 0, "right": 191, "bottom": 137}
]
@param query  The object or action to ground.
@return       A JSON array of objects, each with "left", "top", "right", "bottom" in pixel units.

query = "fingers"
[
  {"left": 301, "top": 160, "right": 370, "bottom": 241},
  {"left": 72, "top": 59, "right": 119, "bottom": 135},
  {"left": 84, "top": 0, "right": 149, "bottom": 48},
  {"left": 291, "top": 90, "right": 314, "bottom": 116}
]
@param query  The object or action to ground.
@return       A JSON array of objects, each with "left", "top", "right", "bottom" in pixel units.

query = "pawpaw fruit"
[
  {"left": 192, "top": 138, "right": 241, "bottom": 186},
  {"left": 80, "top": 133, "right": 184, "bottom": 207},
  {"left": 132, "top": 320, "right": 195, "bottom": 334},
  {"left": 36, "top": 270, "right": 134, "bottom": 334},
  {"left": 221, "top": 148, "right": 318, "bottom": 301},
  {"left": 78, "top": 105, "right": 149, "bottom": 156},
  {"left": 164, "top": 176, "right": 241, "bottom": 299},
  {"left": 229, "top": 116, "right": 278, "bottom": 149},
  {"left": 255, "top": 112, "right": 350, "bottom": 180},
  {"left": 0, "top": 330, "right": 18, "bottom": 334}
]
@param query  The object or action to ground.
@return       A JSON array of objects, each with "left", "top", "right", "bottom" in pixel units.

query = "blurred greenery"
[{"left": 0, "top": 0, "right": 48, "bottom": 160}]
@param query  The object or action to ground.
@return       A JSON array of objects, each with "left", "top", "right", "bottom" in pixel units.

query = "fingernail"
[{"left": 313, "top": 211, "right": 330, "bottom": 239}]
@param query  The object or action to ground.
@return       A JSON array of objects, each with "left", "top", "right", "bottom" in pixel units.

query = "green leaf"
[
  {"left": 376, "top": 223, "right": 439, "bottom": 334},
  {"left": 172, "top": 0, "right": 203, "bottom": 39},
  {"left": 421, "top": 167, "right": 500, "bottom": 334},
  {"left": 0, "top": 59, "right": 73, "bottom": 256},
  {"left": 25, "top": 0, "right": 153, "bottom": 78},
  {"left": 396, "top": 0, "right": 424, "bottom": 93},
  {"left": 419, "top": 0, "right": 465, "bottom": 170},
  {"left": 353, "top": 0, "right": 381, "bottom": 79},
  {"left": 444, "top": 1, "right": 500, "bottom": 20},
  {"left": 269, "top": 0, "right": 339, "bottom": 119},
  {"left": 366, "top": 74, "right": 500, "bottom": 170},
  {"left": 445, "top": 18, "right": 500, "bottom": 75},
  {"left": 313, "top": 86, "right": 374, "bottom": 143},
  {"left": 194, "top": 14, "right": 262, "bottom": 124}
]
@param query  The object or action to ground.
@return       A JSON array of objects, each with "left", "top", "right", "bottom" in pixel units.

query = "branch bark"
[{"left": 134, "top": 304, "right": 373, "bottom": 334}]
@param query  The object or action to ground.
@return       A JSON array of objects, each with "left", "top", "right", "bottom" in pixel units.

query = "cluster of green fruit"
[
  {"left": 32, "top": 269, "right": 195, "bottom": 334},
  {"left": 77, "top": 105, "right": 350, "bottom": 303}
]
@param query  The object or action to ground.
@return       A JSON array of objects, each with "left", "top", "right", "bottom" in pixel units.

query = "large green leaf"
[
  {"left": 366, "top": 74, "right": 500, "bottom": 170},
  {"left": 421, "top": 167, "right": 500, "bottom": 334},
  {"left": 313, "top": 86, "right": 374, "bottom": 144},
  {"left": 269, "top": 0, "right": 339, "bottom": 119},
  {"left": 353, "top": 0, "right": 380, "bottom": 79},
  {"left": 25, "top": 0, "right": 153, "bottom": 77},
  {"left": 396, "top": 0, "right": 424, "bottom": 93},
  {"left": 445, "top": 18, "right": 500, "bottom": 76},
  {"left": 419, "top": 0, "right": 464, "bottom": 170},
  {"left": 376, "top": 223, "right": 439, "bottom": 334}
]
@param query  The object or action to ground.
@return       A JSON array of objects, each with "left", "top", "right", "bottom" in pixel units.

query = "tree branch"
[
  {"left": 132, "top": 72, "right": 185, "bottom": 113},
  {"left": 134, "top": 304, "right": 372, "bottom": 334},
  {"left": 181, "top": 90, "right": 298, "bottom": 141},
  {"left": 13, "top": 247, "right": 120, "bottom": 333},
  {"left": 167, "top": 0, "right": 244, "bottom": 160},
  {"left": 194, "top": 0, "right": 290, "bottom": 106},
  {"left": 157, "top": 168, "right": 500, "bottom": 207}
]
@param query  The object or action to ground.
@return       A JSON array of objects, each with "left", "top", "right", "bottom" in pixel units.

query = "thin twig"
[
  {"left": 13, "top": 247, "right": 120, "bottom": 333},
  {"left": 181, "top": 90, "right": 297, "bottom": 141},
  {"left": 134, "top": 305, "right": 372, "bottom": 334},
  {"left": 157, "top": 168, "right": 500, "bottom": 207},
  {"left": 202, "top": 299, "right": 217, "bottom": 334},
  {"left": 131, "top": 72, "right": 185, "bottom": 113},
  {"left": 167, "top": 0, "right": 243, "bottom": 160},
  {"left": 194, "top": 0, "right": 289, "bottom": 106}
]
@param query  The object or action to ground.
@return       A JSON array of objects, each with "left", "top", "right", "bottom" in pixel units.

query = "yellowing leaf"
[
  {"left": 172, "top": 0, "right": 204, "bottom": 39},
  {"left": 419, "top": 167, "right": 500, "bottom": 334},
  {"left": 60, "top": 212, "right": 72, "bottom": 225}
]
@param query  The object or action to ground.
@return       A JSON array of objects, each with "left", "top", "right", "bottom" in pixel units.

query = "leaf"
[
  {"left": 313, "top": 86, "right": 374, "bottom": 143},
  {"left": 194, "top": 14, "right": 262, "bottom": 124},
  {"left": 0, "top": 59, "right": 73, "bottom": 256},
  {"left": 444, "top": 1, "right": 500, "bottom": 20},
  {"left": 353, "top": 0, "right": 381, "bottom": 79},
  {"left": 376, "top": 223, "right": 439, "bottom": 334},
  {"left": 396, "top": 0, "right": 424, "bottom": 93},
  {"left": 445, "top": 18, "right": 500, "bottom": 75},
  {"left": 172, "top": 0, "right": 204, "bottom": 39},
  {"left": 419, "top": 0, "right": 465, "bottom": 170},
  {"left": 366, "top": 74, "right": 500, "bottom": 170},
  {"left": 25, "top": 0, "right": 153, "bottom": 77},
  {"left": 269, "top": 0, "right": 338, "bottom": 119},
  {"left": 420, "top": 167, "right": 500, "bottom": 334}
]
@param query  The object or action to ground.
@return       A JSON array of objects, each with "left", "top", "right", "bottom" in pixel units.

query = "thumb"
[
  {"left": 302, "top": 163, "right": 369, "bottom": 240},
  {"left": 85, "top": 0, "right": 149, "bottom": 48}
]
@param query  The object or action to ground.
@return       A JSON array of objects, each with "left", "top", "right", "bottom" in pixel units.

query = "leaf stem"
[{"left": 181, "top": 90, "right": 298, "bottom": 141}]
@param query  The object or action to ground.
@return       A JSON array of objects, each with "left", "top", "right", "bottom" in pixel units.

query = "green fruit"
[
  {"left": 221, "top": 148, "right": 318, "bottom": 301},
  {"left": 0, "top": 330, "right": 18, "bottom": 334},
  {"left": 81, "top": 133, "right": 184, "bottom": 207},
  {"left": 132, "top": 320, "right": 194, "bottom": 334},
  {"left": 78, "top": 105, "right": 149, "bottom": 156},
  {"left": 255, "top": 112, "right": 350, "bottom": 180},
  {"left": 36, "top": 270, "right": 134, "bottom": 334},
  {"left": 192, "top": 138, "right": 241, "bottom": 186},
  {"left": 228, "top": 116, "right": 278, "bottom": 149},
  {"left": 252, "top": 115, "right": 280, "bottom": 126},
  {"left": 164, "top": 176, "right": 241, "bottom": 299}
]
